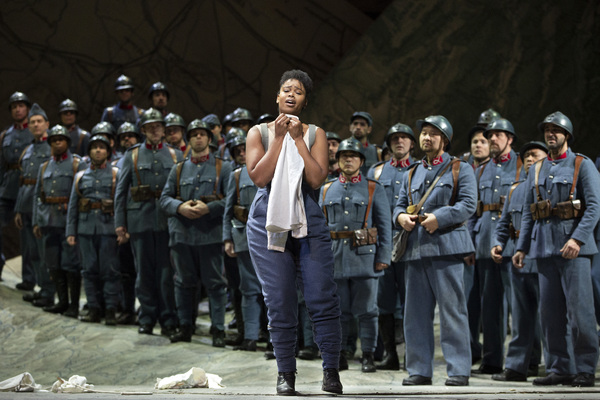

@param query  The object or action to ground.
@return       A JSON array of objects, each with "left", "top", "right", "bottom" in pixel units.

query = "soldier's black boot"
[
  {"left": 170, "top": 324, "right": 193, "bottom": 343},
  {"left": 361, "top": 352, "right": 376, "bottom": 373},
  {"left": 43, "top": 270, "right": 68, "bottom": 314},
  {"left": 79, "top": 307, "right": 101, "bottom": 323},
  {"left": 322, "top": 368, "right": 343, "bottom": 394},
  {"left": 276, "top": 371, "right": 296, "bottom": 395},
  {"left": 376, "top": 313, "right": 401, "bottom": 370},
  {"left": 63, "top": 271, "right": 81, "bottom": 318},
  {"left": 104, "top": 308, "right": 117, "bottom": 326}
]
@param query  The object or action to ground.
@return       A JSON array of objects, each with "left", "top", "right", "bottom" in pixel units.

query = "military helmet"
[
  {"left": 58, "top": 99, "right": 78, "bottom": 114},
  {"left": 519, "top": 141, "right": 548, "bottom": 162},
  {"left": 222, "top": 112, "right": 234, "bottom": 127},
  {"left": 467, "top": 125, "right": 486, "bottom": 141},
  {"left": 477, "top": 108, "right": 501, "bottom": 126},
  {"left": 257, "top": 113, "right": 276, "bottom": 124},
  {"left": 148, "top": 81, "right": 169, "bottom": 99},
  {"left": 88, "top": 134, "right": 112, "bottom": 156},
  {"left": 114, "top": 74, "right": 134, "bottom": 91},
  {"left": 164, "top": 113, "right": 186, "bottom": 128},
  {"left": 231, "top": 107, "right": 254, "bottom": 124},
  {"left": 117, "top": 121, "right": 140, "bottom": 138},
  {"left": 538, "top": 111, "right": 574, "bottom": 143},
  {"left": 202, "top": 114, "right": 221, "bottom": 128},
  {"left": 326, "top": 131, "right": 342, "bottom": 142},
  {"left": 484, "top": 118, "right": 516, "bottom": 139},
  {"left": 229, "top": 135, "right": 247, "bottom": 152},
  {"left": 47, "top": 124, "right": 71, "bottom": 144},
  {"left": 186, "top": 119, "right": 213, "bottom": 141},
  {"left": 8, "top": 91, "right": 31, "bottom": 109},
  {"left": 385, "top": 123, "right": 415, "bottom": 146},
  {"left": 336, "top": 137, "right": 365, "bottom": 160},
  {"left": 225, "top": 127, "right": 246, "bottom": 149},
  {"left": 416, "top": 115, "right": 453, "bottom": 150},
  {"left": 351, "top": 111, "right": 373, "bottom": 127},
  {"left": 91, "top": 121, "right": 116, "bottom": 138},
  {"left": 139, "top": 108, "right": 164, "bottom": 127}
]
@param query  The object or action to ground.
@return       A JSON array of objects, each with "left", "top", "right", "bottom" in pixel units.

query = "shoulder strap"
[
  {"left": 449, "top": 159, "right": 461, "bottom": 205},
  {"left": 74, "top": 170, "right": 85, "bottom": 197},
  {"left": 406, "top": 165, "right": 418, "bottom": 206},
  {"left": 131, "top": 147, "right": 143, "bottom": 185},
  {"left": 76, "top": 131, "right": 85, "bottom": 155},
  {"left": 18, "top": 144, "right": 33, "bottom": 170},
  {"left": 260, "top": 123, "right": 269, "bottom": 152},
  {"left": 234, "top": 168, "right": 242, "bottom": 204},
  {"left": 410, "top": 159, "right": 455, "bottom": 214},
  {"left": 214, "top": 157, "right": 222, "bottom": 196},
  {"left": 111, "top": 167, "right": 118, "bottom": 198},
  {"left": 175, "top": 161, "right": 185, "bottom": 199},
  {"left": 167, "top": 146, "right": 178, "bottom": 164},
  {"left": 72, "top": 156, "right": 81, "bottom": 176},
  {"left": 373, "top": 163, "right": 384, "bottom": 181},
  {"left": 321, "top": 181, "right": 334, "bottom": 221},
  {"left": 570, "top": 155, "right": 584, "bottom": 200},
  {"left": 514, "top": 156, "right": 523, "bottom": 183},
  {"left": 533, "top": 159, "right": 544, "bottom": 201},
  {"left": 39, "top": 160, "right": 50, "bottom": 199},
  {"left": 363, "top": 180, "right": 376, "bottom": 229},
  {"left": 308, "top": 124, "right": 316, "bottom": 149},
  {"left": 376, "top": 147, "right": 382, "bottom": 162}
]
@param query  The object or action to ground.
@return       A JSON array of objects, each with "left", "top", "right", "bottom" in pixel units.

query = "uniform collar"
[
  {"left": 54, "top": 152, "right": 68, "bottom": 162},
  {"left": 145, "top": 142, "right": 163, "bottom": 150},
  {"left": 118, "top": 103, "right": 133, "bottom": 110},
  {"left": 493, "top": 151, "right": 511, "bottom": 164},
  {"left": 67, "top": 124, "right": 78, "bottom": 132},
  {"left": 90, "top": 161, "right": 107, "bottom": 170},
  {"left": 339, "top": 174, "right": 361, "bottom": 183},
  {"left": 390, "top": 158, "right": 411, "bottom": 168},
  {"left": 422, "top": 154, "right": 444, "bottom": 167},
  {"left": 191, "top": 154, "right": 210, "bottom": 164},
  {"left": 35, "top": 136, "right": 48, "bottom": 143},
  {"left": 548, "top": 151, "right": 568, "bottom": 161},
  {"left": 14, "top": 122, "right": 28, "bottom": 130},
  {"left": 180, "top": 144, "right": 187, "bottom": 152}
]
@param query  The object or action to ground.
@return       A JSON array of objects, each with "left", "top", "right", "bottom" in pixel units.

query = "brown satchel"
[{"left": 352, "top": 180, "right": 378, "bottom": 247}]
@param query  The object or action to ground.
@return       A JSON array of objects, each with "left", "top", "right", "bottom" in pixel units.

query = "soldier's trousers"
[
  {"left": 171, "top": 242, "right": 227, "bottom": 329},
  {"left": 538, "top": 256, "right": 599, "bottom": 375},
  {"left": 79, "top": 234, "right": 120, "bottom": 310},
  {"left": 21, "top": 213, "right": 53, "bottom": 298},
  {"left": 463, "top": 260, "right": 482, "bottom": 361},
  {"left": 130, "top": 230, "right": 177, "bottom": 328},
  {"left": 237, "top": 250, "right": 262, "bottom": 340},
  {"left": 405, "top": 256, "right": 471, "bottom": 378},
  {"left": 40, "top": 227, "right": 80, "bottom": 273},
  {"left": 378, "top": 260, "right": 405, "bottom": 316},
  {"left": 336, "top": 276, "right": 379, "bottom": 353},
  {"left": 591, "top": 249, "right": 600, "bottom": 338}
]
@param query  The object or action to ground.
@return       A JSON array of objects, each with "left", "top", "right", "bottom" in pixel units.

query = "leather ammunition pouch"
[
  {"left": 352, "top": 227, "right": 378, "bottom": 247},
  {"left": 509, "top": 223, "right": 519, "bottom": 239},
  {"left": 530, "top": 199, "right": 551, "bottom": 221},
  {"left": 555, "top": 199, "right": 583, "bottom": 220},
  {"left": 101, "top": 199, "right": 114, "bottom": 214},
  {"left": 233, "top": 205, "right": 248, "bottom": 224},
  {"left": 199, "top": 194, "right": 222, "bottom": 204},
  {"left": 78, "top": 198, "right": 91, "bottom": 212},
  {"left": 131, "top": 185, "right": 156, "bottom": 202},
  {"left": 78, "top": 198, "right": 114, "bottom": 214}
]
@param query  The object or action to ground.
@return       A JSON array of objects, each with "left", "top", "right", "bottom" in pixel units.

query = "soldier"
[
  {"left": 33, "top": 125, "right": 87, "bottom": 317},
  {"left": 470, "top": 118, "right": 523, "bottom": 375},
  {"left": 202, "top": 114, "right": 223, "bottom": 146},
  {"left": 114, "top": 108, "right": 182, "bottom": 336},
  {"left": 490, "top": 141, "right": 548, "bottom": 381},
  {"left": 320, "top": 138, "right": 391, "bottom": 373},
  {"left": 0, "top": 92, "right": 33, "bottom": 285},
  {"left": 231, "top": 107, "right": 254, "bottom": 133},
  {"left": 464, "top": 126, "right": 490, "bottom": 168},
  {"left": 394, "top": 115, "right": 476, "bottom": 386},
  {"left": 101, "top": 74, "right": 144, "bottom": 131},
  {"left": 58, "top": 99, "right": 90, "bottom": 157},
  {"left": 367, "top": 123, "right": 416, "bottom": 371},
  {"left": 66, "top": 135, "right": 120, "bottom": 325},
  {"left": 513, "top": 112, "right": 600, "bottom": 387},
  {"left": 326, "top": 131, "right": 341, "bottom": 180},
  {"left": 160, "top": 119, "right": 231, "bottom": 344},
  {"left": 349, "top": 111, "right": 381, "bottom": 174},
  {"left": 90, "top": 122, "right": 122, "bottom": 163},
  {"left": 148, "top": 82, "right": 169, "bottom": 116},
  {"left": 221, "top": 112, "right": 234, "bottom": 137},
  {"left": 117, "top": 121, "right": 141, "bottom": 152},
  {"left": 164, "top": 113, "right": 188, "bottom": 155},
  {"left": 16, "top": 104, "right": 53, "bottom": 307}
]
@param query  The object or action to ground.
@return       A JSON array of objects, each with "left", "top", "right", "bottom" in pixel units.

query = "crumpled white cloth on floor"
[
  {"left": 265, "top": 132, "right": 307, "bottom": 251},
  {"left": 0, "top": 372, "right": 42, "bottom": 392},
  {"left": 51, "top": 375, "right": 94, "bottom": 393},
  {"left": 155, "top": 367, "right": 224, "bottom": 389}
]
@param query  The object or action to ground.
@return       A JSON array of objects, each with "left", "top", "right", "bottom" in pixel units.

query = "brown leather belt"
[
  {"left": 90, "top": 202, "right": 103, "bottom": 209},
  {"left": 482, "top": 203, "right": 502, "bottom": 212},
  {"left": 19, "top": 177, "right": 37, "bottom": 186},
  {"left": 43, "top": 196, "right": 69, "bottom": 204},
  {"left": 330, "top": 231, "right": 354, "bottom": 239},
  {"left": 7, "top": 163, "right": 20, "bottom": 170}
]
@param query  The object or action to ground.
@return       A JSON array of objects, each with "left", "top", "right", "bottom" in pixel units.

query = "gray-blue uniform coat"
[
  {"left": 368, "top": 157, "right": 414, "bottom": 316},
  {"left": 67, "top": 125, "right": 90, "bottom": 156},
  {"left": 160, "top": 153, "right": 231, "bottom": 328},
  {"left": 360, "top": 140, "right": 381, "bottom": 174},
  {"left": 101, "top": 103, "right": 144, "bottom": 132},
  {"left": 15, "top": 138, "right": 51, "bottom": 294},
  {"left": 472, "top": 150, "right": 523, "bottom": 370},
  {"left": 33, "top": 151, "right": 87, "bottom": 273},
  {"left": 393, "top": 152, "right": 476, "bottom": 378},
  {"left": 114, "top": 141, "right": 182, "bottom": 329},
  {"left": 66, "top": 164, "right": 120, "bottom": 309},
  {"left": 516, "top": 148, "right": 600, "bottom": 376},
  {"left": 320, "top": 175, "right": 391, "bottom": 354}
]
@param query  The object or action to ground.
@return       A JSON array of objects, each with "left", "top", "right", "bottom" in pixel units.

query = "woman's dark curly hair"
[{"left": 279, "top": 69, "right": 313, "bottom": 97}]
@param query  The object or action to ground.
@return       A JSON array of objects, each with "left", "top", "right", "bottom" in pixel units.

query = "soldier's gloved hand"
[
  {"left": 375, "top": 262, "right": 388, "bottom": 271},
  {"left": 421, "top": 213, "right": 438, "bottom": 234},
  {"left": 116, "top": 226, "right": 130, "bottom": 244},
  {"left": 14, "top": 213, "right": 23, "bottom": 230},
  {"left": 177, "top": 200, "right": 204, "bottom": 219},
  {"left": 512, "top": 251, "right": 526, "bottom": 269},
  {"left": 224, "top": 240, "right": 237, "bottom": 258},
  {"left": 491, "top": 246, "right": 503, "bottom": 264},
  {"left": 67, "top": 235, "right": 76, "bottom": 246},
  {"left": 560, "top": 238, "right": 581, "bottom": 260},
  {"left": 397, "top": 213, "right": 417, "bottom": 231},
  {"left": 33, "top": 225, "right": 42, "bottom": 239}
]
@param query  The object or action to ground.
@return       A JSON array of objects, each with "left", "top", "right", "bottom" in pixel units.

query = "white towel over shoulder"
[{"left": 265, "top": 132, "right": 307, "bottom": 251}]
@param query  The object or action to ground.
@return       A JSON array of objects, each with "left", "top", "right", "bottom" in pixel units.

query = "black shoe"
[
  {"left": 170, "top": 325, "right": 193, "bottom": 343},
  {"left": 527, "top": 365, "right": 539, "bottom": 377},
  {"left": 533, "top": 372, "right": 575, "bottom": 386},
  {"left": 212, "top": 329, "right": 226, "bottom": 347},
  {"left": 276, "top": 371, "right": 296, "bottom": 395},
  {"left": 116, "top": 312, "right": 137, "bottom": 325},
  {"left": 572, "top": 372, "right": 595, "bottom": 387},
  {"left": 79, "top": 307, "right": 101, "bottom": 323},
  {"left": 361, "top": 352, "right": 376, "bottom": 373},
  {"left": 138, "top": 324, "right": 153, "bottom": 335},
  {"left": 297, "top": 346, "right": 318, "bottom": 360},
  {"left": 322, "top": 368, "right": 343, "bottom": 394},
  {"left": 32, "top": 297, "right": 54, "bottom": 308},
  {"left": 23, "top": 291, "right": 41, "bottom": 302},
  {"left": 16, "top": 281, "right": 35, "bottom": 291},
  {"left": 225, "top": 332, "right": 244, "bottom": 346},
  {"left": 63, "top": 305, "right": 79, "bottom": 319},
  {"left": 43, "top": 302, "right": 68, "bottom": 314},
  {"left": 377, "top": 351, "right": 400, "bottom": 370},
  {"left": 161, "top": 326, "right": 178, "bottom": 338},
  {"left": 104, "top": 308, "right": 117, "bottom": 326},
  {"left": 339, "top": 351, "right": 349, "bottom": 371},
  {"left": 446, "top": 376, "right": 469, "bottom": 386},
  {"left": 472, "top": 364, "right": 503, "bottom": 374},
  {"left": 492, "top": 368, "right": 527, "bottom": 382},
  {"left": 233, "top": 339, "right": 257, "bottom": 351},
  {"left": 402, "top": 375, "right": 432, "bottom": 386}
]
